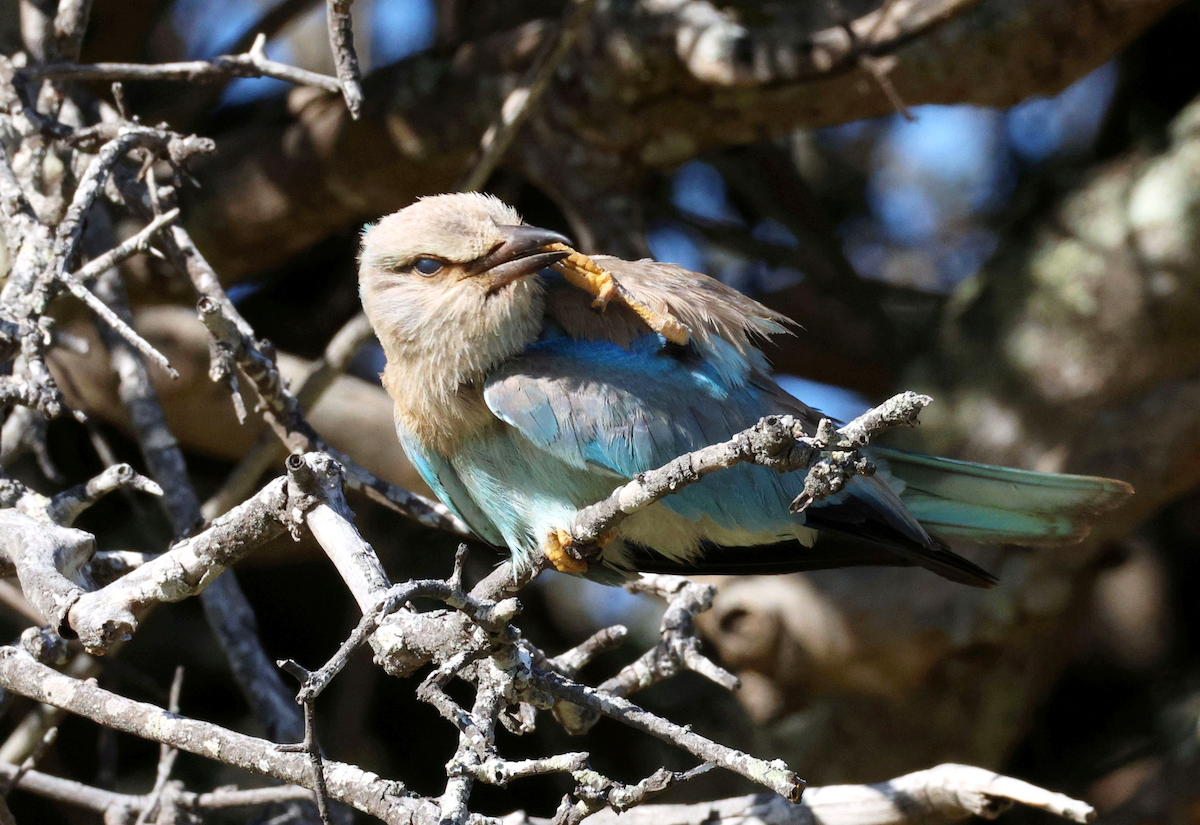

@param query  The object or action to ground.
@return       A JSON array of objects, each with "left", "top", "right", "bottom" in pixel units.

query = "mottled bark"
[{"left": 698, "top": 92, "right": 1200, "bottom": 783}]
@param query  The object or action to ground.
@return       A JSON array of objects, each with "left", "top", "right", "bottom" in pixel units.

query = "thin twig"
[
  {"left": 325, "top": 0, "right": 363, "bottom": 117},
  {"left": 46, "top": 462, "right": 162, "bottom": 526},
  {"left": 28, "top": 34, "right": 342, "bottom": 93},
  {"left": 554, "top": 575, "right": 737, "bottom": 735},
  {"left": 546, "top": 625, "right": 627, "bottom": 678},
  {"left": 133, "top": 666, "right": 183, "bottom": 825},
  {"left": 54, "top": 126, "right": 211, "bottom": 275},
  {"left": 63, "top": 274, "right": 178, "bottom": 376},
  {"left": 294, "top": 576, "right": 518, "bottom": 703},
  {"left": 565, "top": 392, "right": 931, "bottom": 561},
  {"left": 827, "top": 0, "right": 913, "bottom": 120},
  {"left": 277, "top": 661, "right": 333, "bottom": 825},
  {"left": 533, "top": 667, "right": 804, "bottom": 801},
  {"left": 0, "top": 726, "right": 57, "bottom": 797},
  {"left": 67, "top": 207, "right": 179, "bottom": 286},
  {"left": 196, "top": 296, "right": 466, "bottom": 533},
  {"left": 457, "top": 0, "right": 598, "bottom": 191},
  {"left": 0, "top": 648, "right": 435, "bottom": 823},
  {"left": 201, "top": 311, "right": 376, "bottom": 520},
  {"left": 438, "top": 684, "right": 503, "bottom": 825}
]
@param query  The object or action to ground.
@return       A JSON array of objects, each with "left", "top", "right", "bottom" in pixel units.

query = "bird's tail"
[{"left": 874, "top": 448, "right": 1134, "bottom": 545}]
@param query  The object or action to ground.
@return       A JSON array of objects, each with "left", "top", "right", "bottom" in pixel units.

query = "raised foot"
[
  {"left": 544, "top": 243, "right": 691, "bottom": 345},
  {"left": 545, "top": 243, "right": 617, "bottom": 310}
]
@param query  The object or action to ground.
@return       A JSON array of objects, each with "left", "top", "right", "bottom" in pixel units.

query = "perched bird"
[{"left": 358, "top": 193, "right": 1132, "bottom": 586}]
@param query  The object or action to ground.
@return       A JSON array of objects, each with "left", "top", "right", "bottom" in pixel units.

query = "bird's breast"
[{"left": 383, "top": 359, "right": 501, "bottom": 455}]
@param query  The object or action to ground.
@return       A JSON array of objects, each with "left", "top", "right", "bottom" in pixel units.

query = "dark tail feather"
[{"left": 625, "top": 533, "right": 997, "bottom": 587}]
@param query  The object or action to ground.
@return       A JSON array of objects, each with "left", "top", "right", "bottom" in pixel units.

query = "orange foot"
[
  {"left": 544, "top": 243, "right": 691, "bottom": 346},
  {"left": 545, "top": 528, "right": 589, "bottom": 574},
  {"left": 545, "top": 243, "right": 617, "bottom": 310}
]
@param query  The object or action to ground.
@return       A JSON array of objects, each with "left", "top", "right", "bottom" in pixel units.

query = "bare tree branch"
[
  {"left": 64, "top": 461, "right": 305, "bottom": 652},
  {"left": 195, "top": 295, "right": 466, "bottom": 533},
  {"left": 560, "top": 392, "right": 929, "bottom": 567},
  {"left": 552, "top": 575, "right": 736, "bottom": 735},
  {"left": 0, "top": 760, "right": 313, "bottom": 817},
  {"left": 0, "top": 647, "right": 434, "bottom": 823},
  {"left": 201, "top": 311, "right": 374, "bottom": 519},
  {"left": 27, "top": 33, "right": 343, "bottom": 93},
  {"left": 132, "top": 665, "right": 182, "bottom": 825},
  {"left": 457, "top": 0, "right": 598, "bottom": 191},
  {"left": 0, "top": 646, "right": 1096, "bottom": 825},
  {"left": 67, "top": 206, "right": 178, "bottom": 286},
  {"left": 325, "top": 0, "right": 363, "bottom": 117},
  {"left": 45, "top": 462, "right": 161, "bottom": 526}
]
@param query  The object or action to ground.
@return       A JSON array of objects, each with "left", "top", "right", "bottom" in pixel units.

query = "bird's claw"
[
  {"left": 545, "top": 243, "right": 691, "bottom": 345},
  {"left": 545, "top": 527, "right": 589, "bottom": 574},
  {"left": 590, "top": 285, "right": 616, "bottom": 311},
  {"left": 545, "top": 243, "right": 617, "bottom": 311}
]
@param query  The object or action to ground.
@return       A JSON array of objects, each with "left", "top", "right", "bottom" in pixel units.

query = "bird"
[{"left": 357, "top": 192, "right": 1133, "bottom": 587}]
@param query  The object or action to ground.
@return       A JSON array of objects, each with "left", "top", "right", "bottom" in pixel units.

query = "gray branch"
[
  {"left": 0, "top": 760, "right": 313, "bottom": 817},
  {"left": 0, "top": 466, "right": 158, "bottom": 628},
  {"left": 27, "top": 33, "right": 343, "bottom": 93},
  {"left": 552, "top": 575, "right": 737, "bottom": 735},
  {"left": 0, "top": 646, "right": 1095, "bottom": 825},
  {"left": 202, "top": 311, "right": 376, "bottom": 519},
  {"left": 566, "top": 392, "right": 931, "bottom": 560},
  {"left": 0, "top": 647, "right": 434, "bottom": 823},
  {"left": 88, "top": 224, "right": 307, "bottom": 748},
  {"left": 196, "top": 295, "right": 466, "bottom": 534},
  {"left": 45, "top": 463, "right": 161, "bottom": 526},
  {"left": 325, "top": 1, "right": 363, "bottom": 117},
  {"left": 63, "top": 456, "right": 315, "bottom": 652}
]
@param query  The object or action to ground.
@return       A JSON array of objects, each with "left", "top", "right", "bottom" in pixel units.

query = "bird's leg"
[
  {"left": 544, "top": 244, "right": 692, "bottom": 345},
  {"left": 544, "top": 528, "right": 589, "bottom": 574},
  {"left": 543, "top": 527, "right": 618, "bottom": 574},
  {"left": 544, "top": 243, "right": 617, "bottom": 310}
]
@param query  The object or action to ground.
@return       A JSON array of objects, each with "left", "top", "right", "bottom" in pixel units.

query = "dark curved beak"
[{"left": 476, "top": 224, "right": 572, "bottom": 294}]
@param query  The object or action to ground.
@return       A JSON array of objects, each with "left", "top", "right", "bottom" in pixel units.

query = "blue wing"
[
  {"left": 482, "top": 332, "right": 921, "bottom": 546},
  {"left": 483, "top": 320, "right": 997, "bottom": 586},
  {"left": 394, "top": 418, "right": 506, "bottom": 546}
]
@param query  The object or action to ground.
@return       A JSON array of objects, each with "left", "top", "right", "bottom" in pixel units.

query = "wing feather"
[
  {"left": 394, "top": 419, "right": 506, "bottom": 546},
  {"left": 484, "top": 335, "right": 805, "bottom": 536},
  {"left": 483, "top": 310, "right": 995, "bottom": 587}
]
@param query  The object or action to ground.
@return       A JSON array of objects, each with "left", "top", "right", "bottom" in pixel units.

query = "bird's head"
[{"left": 359, "top": 193, "right": 569, "bottom": 385}]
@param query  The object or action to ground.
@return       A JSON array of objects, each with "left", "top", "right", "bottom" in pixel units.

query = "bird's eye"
[{"left": 413, "top": 257, "right": 443, "bottom": 276}]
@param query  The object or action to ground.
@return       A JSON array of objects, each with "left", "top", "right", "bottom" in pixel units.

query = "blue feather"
[
  {"left": 395, "top": 421, "right": 506, "bottom": 546},
  {"left": 485, "top": 334, "right": 813, "bottom": 539}
]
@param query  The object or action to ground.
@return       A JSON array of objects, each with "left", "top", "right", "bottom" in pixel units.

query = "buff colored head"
[{"left": 358, "top": 193, "right": 570, "bottom": 389}]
